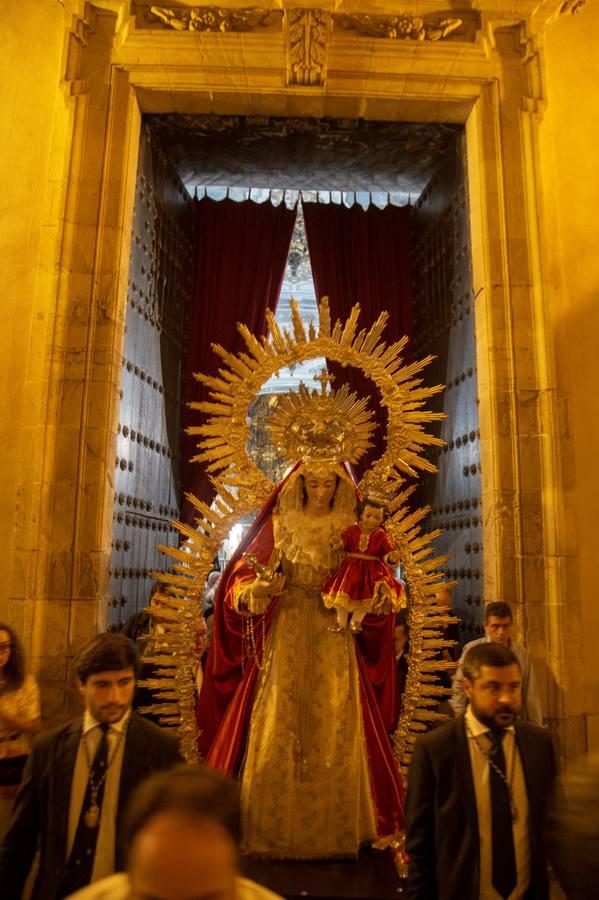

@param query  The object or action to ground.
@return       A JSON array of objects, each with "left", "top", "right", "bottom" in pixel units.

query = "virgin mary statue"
[{"left": 197, "top": 460, "right": 405, "bottom": 858}]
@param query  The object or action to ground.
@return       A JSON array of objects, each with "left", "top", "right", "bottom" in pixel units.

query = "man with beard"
[
  {"left": 405, "top": 643, "right": 556, "bottom": 900},
  {"left": 0, "top": 633, "right": 181, "bottom": 900}
]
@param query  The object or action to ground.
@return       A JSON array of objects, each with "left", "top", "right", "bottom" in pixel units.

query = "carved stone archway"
[{"left": 20, "top": 1, "right": 581, "bottom": 755}]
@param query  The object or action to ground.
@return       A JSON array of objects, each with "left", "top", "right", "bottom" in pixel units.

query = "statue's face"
[
  {"left": 359, "top": 504, "right": 384, "bottom": 533},
  {"left": 303, "top": 472, "right": 338, "bottom": 512}
]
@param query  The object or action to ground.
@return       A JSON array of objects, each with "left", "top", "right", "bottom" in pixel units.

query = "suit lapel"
[
  {"left": 56, "top": 717, "right": 82, "bottom": 798},
  {"left": 118, "top": 713, "right": 146, "bottom": 807},
  {"left": 515, "top": 720, "right": 544, "bottom": 874},
  {"left": 453, "top": 716, "right": 479, "bottom": 836},
  {"left": 54, "top": 718, "right": 83, "bottom": 861},
  {"left": 515, "top": 723, "right": 538, "bottom": 815}
]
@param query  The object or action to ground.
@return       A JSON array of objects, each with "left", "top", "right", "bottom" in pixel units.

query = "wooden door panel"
[
  {"left": 110, "top": 126, "right": 194, "bottom": 625},
  {"left": 411, "top": 134, "right": 483, "bottom": 644}
]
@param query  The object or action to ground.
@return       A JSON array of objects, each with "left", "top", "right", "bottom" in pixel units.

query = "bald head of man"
[{"left": 128, "top": 809, "right": 237, "bottom": 900}]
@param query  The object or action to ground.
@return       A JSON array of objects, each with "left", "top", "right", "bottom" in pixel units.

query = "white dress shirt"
[
  {"left": 464, "top": 706, "right": 531, "bottom": 900},
  {"left": 67, "top": 710, "right": 130, "bottom": 881},
  {"left": 66, "top": 872, "right": 283, "bottom": 900}
]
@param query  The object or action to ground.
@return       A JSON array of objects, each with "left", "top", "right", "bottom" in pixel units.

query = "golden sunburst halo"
[{"left": 186, "top": 298, "right": 446, "bottom": 492}]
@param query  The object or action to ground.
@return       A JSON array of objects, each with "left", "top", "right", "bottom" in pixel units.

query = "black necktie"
[
  {"left": 60, "top": 723, "right": 110, "bottom": 897},
  {"left": 488, "top": 729, "right": 517, "bottom": 899}
]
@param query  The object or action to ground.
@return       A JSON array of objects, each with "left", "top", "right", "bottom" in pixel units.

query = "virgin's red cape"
[{"left": 196, "top": 465, "right": 404, "bottom": 838}]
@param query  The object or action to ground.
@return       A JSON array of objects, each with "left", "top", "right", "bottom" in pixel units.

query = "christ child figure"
[{"left": 322, "top": 498, "right": 405, "bottom": 633}]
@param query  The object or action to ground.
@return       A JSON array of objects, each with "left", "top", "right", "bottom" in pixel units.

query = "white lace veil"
[{"left": 275, "top": 463, "right": 357, "bottom": 520}]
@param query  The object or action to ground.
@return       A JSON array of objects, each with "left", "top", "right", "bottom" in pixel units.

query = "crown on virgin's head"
[{"left": 267, "top": 381, "right": 375, "bottom": 468}]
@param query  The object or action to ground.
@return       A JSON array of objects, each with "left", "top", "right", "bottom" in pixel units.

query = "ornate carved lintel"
[
  {"left": 285, "top": 8, "right": 333, "bottom": 87},
  {"left": 138, "top": 5, "right": 479, "bottom": 46},
  {"left": 338, "top": 13, "right": 464, "bottom": 43},
  {"left": 149, "top": 5, "right": 273, "bottom": 33}
]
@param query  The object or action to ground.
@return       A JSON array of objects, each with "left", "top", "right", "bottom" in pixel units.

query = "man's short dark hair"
[
  {"left": 463, "top": 642, "right": 521, "bottom": 682},
  {"left": 75, "top": 633, "right": 139, "bottom": 683},
  {"left": 125, "top": 765, "right": 242, "bottom": 854},
  {"left": 484, "top": 601, "right": 512, "bottom": 622}
]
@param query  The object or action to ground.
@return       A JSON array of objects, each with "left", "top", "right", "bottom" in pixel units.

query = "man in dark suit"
[
  {"left": 0, "top": 632, "right": 182, "bottom": 900},
  {"left": 405, "top": 642, "right": 556, "bottom": 900}
]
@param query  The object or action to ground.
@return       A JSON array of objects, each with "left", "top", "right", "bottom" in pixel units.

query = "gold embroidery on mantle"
[
  {"left": 240, "top": 510, "right": 377, "bottom": 857},
  {"left": 274, "top": 507, "right": 354, "bottom": 577},
  {"left": 149, "top": 6, "right": 273, "bottom": 33}
]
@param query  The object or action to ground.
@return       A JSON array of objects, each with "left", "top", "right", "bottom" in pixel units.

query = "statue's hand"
[
  {"left": 386, "top": 550, "right": 400, "bottom": 566},
  {"left": 251, "top": 572, "right": 286, "bottom": 600}
]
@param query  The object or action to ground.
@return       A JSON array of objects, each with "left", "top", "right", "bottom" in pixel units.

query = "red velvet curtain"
[
  {"left": 302, "top": 201, "right": 413, "bottom": 478},
  {"left": 181, "top": 197, "right": 297, "bottom": 522}
]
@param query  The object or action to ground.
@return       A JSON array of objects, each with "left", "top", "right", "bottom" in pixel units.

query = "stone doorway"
[
  {"left": 32, "top": 5, "right": 572, "bottom": 752},
  {"left": 111, "top": 113, "right": 482, "bottom": 643}
]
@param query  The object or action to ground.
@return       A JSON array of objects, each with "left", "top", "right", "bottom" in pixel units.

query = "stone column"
[
  {"left": 3, "top": 5, "right": 139, "bottom": 722},
  {"left": 468, "top": 23, "right": 584, "bottom": 761}
]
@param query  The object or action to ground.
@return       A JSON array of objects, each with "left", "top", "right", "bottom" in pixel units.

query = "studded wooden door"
[
  {"left": 411, "top": 133, "right": 483, "bottom": 644},
  {"left": 110, "top": 125, "right": 194, "bottom": 626}
]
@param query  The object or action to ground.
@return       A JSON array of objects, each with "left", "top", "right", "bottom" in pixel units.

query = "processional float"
[{"left": 140, "top": 298, "right": 457, "bottom": 772}]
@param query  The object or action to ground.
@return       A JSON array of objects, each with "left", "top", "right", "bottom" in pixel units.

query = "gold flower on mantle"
[{"left": 149, "top": 5, "right": 273, "bottom": 33}]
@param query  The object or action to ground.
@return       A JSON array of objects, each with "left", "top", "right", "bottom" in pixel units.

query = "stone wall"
[
  {"left": 538, "top": 4, "right": 599, "bottom": 752},
  {"left": 0, "top": 2, "right": 140, "bottom": 720},
  {"left": 0, "top": 3, "right": 75, "bottom": 708}
]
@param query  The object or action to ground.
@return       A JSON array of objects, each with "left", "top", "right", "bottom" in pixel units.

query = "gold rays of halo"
[
  {"left": 186, "top": 297, "right": 447, "bottom": 490},
  {"left": 141, "top": 297, "right": 458, "bottom": 769}
]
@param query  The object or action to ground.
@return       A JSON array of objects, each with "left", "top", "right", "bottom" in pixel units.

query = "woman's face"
[
  {"left": 0, "top": 629, "right": 11, "bottom": 671},
  {"left": 303, "top": 473, "right": 338, "bottom": 513}
]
